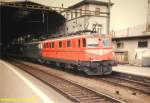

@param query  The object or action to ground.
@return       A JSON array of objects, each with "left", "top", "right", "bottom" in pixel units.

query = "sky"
[
  {"left": 1, "top": 0, "right": 82, "bottom": 7},
  {"left": 110, "top": 0, "right": 147, "bottom": 30},
  {"left": 2, "top": 0, "right": 148, "bottom": 31}
]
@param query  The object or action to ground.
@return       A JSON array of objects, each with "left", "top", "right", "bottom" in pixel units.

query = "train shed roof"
[{"left": 1, "top": 1, "right": 65, "bottom": 44}]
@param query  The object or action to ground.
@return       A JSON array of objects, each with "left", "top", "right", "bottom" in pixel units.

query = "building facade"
[
  {"left": 61, "top": 0, "right": 112, "bottom": 34},
  {"left": 111, "top": 0, "right": 150, "bottom": 66},
  {"left": 112, "top": 35, "right": 150, "bottom": 66}
]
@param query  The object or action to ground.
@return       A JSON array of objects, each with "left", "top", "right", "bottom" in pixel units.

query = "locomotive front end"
[{"left": 79, "top": 35, "right": 114, "bottom": 75}]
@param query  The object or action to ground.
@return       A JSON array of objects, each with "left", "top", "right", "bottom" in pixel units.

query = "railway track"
[
  {"left": 98, "top": 72, "right": 150, "bottom": 95},
  {"left": 9, "top": 60, "right": 122, "bottom": 103}
]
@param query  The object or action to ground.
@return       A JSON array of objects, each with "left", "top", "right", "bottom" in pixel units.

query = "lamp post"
[{"left": 107, "top": 0, "right": 111, "bottom": 35}]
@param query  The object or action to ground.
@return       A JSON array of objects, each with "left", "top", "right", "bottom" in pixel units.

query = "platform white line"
[{"left": 0, "top": 60, "right": 54, "bottom": 103}]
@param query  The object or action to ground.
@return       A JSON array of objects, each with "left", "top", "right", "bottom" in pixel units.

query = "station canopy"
[{"left": 1, "top": 1, "right": 66, "bottom": 44}]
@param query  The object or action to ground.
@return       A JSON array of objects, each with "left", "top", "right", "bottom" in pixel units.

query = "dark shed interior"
[{"left": 0, "top": 1, "right": 66, "bottom": 58}]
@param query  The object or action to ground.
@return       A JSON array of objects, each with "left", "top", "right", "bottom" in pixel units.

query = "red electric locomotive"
[{"left": 40, "top": 34, "right": 114, "bottom": 75}]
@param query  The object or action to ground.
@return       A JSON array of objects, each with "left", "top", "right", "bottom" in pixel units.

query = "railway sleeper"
[{"left": 79, "top": 98, "right": 106, "bottom": 102}]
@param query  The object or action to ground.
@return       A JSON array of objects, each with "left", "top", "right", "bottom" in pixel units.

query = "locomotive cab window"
[
  {"left": 82, "top": 38, "right": 86, "bottom": 47},
  {"left": 103, "top": 38, "right": 110, "bottom": 48},
  {"left": 87, "top": 38, "right": 99, "bottom": 48}
]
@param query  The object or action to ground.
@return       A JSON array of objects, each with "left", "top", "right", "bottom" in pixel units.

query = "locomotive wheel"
[{"left": 38, "top": 59, "right": 45, "bottom": 64}]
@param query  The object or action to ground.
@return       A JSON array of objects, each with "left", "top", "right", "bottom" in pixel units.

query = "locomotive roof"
[
  {"left": 43, "top": 34, "right": 108, "bottom": 42},
  {"left": 23, "top": 34, "right": 110, "bottom": 44},
  {"left": 24, "top": 41, "right": 43, "bottom": 45}
]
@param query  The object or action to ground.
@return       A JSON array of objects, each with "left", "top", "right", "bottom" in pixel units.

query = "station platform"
[
  {"left": 113, "top": 65, "right": 150, "bottom": 78},
  {"left": 0, "top": 59, "right": 72, "bottom": 103}
]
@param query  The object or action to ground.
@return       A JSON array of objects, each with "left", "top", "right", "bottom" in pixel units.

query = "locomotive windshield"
[
  {"left": 87, "top": 38, "right": 99, "bottom": 48},
  {"left": 103, "top": 38, "right": 110, "bottom": 47}
]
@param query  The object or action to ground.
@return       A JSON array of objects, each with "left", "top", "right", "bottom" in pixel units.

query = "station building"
[
  {"left": 61, "top": 0, "right": 113, "bottom": 34},
  {"left": 111, "top": 0, "right": 150, "bottom": 66},
  {"left": 112, "top": 34, "right": 150, "bottom": 66}
]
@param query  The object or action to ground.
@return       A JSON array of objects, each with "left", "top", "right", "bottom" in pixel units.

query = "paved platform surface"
[
  {"left": 113, "top": 65, "right": 150, "bottom": 78},
  {"left": 0, "top": 59, "right": 72, "bottom": 103}
]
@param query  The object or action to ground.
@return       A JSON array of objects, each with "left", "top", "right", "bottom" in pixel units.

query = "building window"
[
  {"left": 82, "top": 38, "right": 86, "bottom": 47},
  {"left": 117, "top": 42, "right": 124, "bottom": 48},
  {"left": 80, "top": 9, "right": 82, "bottom": 16},
  {"left": 71, "top": 12, "right": 73, "bottom": 19},
  {"left": 67, "top": 40, "right": 71, "bottom": 47},
  {"left": 66, "top": 27, "right": 68, "bottom": 31},
  {"left": 138, "top": 40, "right": 148, "bottom": 48},
  {"left": 75, "top": 10, "right": 78, "bottom": 18},
  {"left": 85, "top": 5, "right": 89, "bottom": 15},
  {"left": 59, "top": 41, "right": 62, "bottom": 48},
  {"left": 66, "top": 13, "right": 69, "bottom": 19},
  {"left": 95, "top": 8, "right": 100, "bottom": 16}
]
